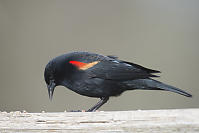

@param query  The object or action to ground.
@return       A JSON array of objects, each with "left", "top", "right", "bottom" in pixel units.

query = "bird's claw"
[{"left": 69, "top": 110, "right": 85, "bottom": 112}]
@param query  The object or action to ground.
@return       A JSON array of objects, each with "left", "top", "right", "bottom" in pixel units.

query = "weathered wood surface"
[{"left": 0, "top": 109, "right": 199, "bottom": 133}]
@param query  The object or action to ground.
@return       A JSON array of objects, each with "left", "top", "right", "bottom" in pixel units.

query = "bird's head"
[
  {"left": 44, "top": 60, "right": 58, "bottom": 101},
  {"left": 44, "top": 52, "right": 100, "bottom": 101},
  {"left": 44, "top": 54, "right": 81, "bottom": 101},
  {"left": 44, "top": 56, "right": 69, "bottom": 101}
]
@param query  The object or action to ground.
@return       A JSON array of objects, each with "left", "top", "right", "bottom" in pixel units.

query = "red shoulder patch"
[
  {"left": 69, "top": 61, "right": 87, "bottom": 68},
  {"left": 69, "top": 61, "right": 99, "bottom": 70}
]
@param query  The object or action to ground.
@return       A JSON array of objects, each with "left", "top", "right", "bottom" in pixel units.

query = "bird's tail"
[{"left": 126, "top": 79, "right": 192, "bottom": 97}]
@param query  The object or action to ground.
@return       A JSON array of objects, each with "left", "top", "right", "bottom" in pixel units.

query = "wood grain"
[{"left": 0, "top": 109, "right": 199, "bottom": 133}]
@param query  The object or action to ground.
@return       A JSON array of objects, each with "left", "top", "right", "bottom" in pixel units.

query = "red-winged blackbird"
[{"left": 44, "top": 52, "right": 192, "bottom": 112}]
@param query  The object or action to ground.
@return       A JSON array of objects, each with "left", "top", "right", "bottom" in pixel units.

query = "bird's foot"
[
  {"left": 68, "top": 109, "right": 99, "bottom": 112},
  {"left": 86, "top": 110, "right": 100, "bottom": 112},
  {"left": 69, "top": 110, "right": 85, "bottom": 112}
]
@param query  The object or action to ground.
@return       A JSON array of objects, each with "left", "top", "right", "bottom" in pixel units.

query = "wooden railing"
[{"left": 0, "top": 109, "right": 199, "bottom": 133}]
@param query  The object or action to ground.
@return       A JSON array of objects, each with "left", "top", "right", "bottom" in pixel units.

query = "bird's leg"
[{"left": 87, "top": 97, "right": 109, "bottom": 112}]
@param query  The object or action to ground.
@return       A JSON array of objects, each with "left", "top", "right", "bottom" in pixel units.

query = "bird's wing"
[
  {"left": 107, "top": 55, "right": 160, "bottom": 73},
  {"left": 87, "top": 59, "right": 160, "bottom": 81},
  {"left": 107, "top": 55, "right": 118, "bottom": 59}
]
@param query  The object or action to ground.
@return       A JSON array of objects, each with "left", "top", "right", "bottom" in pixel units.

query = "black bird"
[{"left": 44, "top": 52, "right": 192, "bottom": 112}]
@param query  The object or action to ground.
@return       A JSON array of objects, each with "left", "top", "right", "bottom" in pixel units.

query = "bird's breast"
[{"left": 62, "top": 77, "right": 124, "bottom": 98}]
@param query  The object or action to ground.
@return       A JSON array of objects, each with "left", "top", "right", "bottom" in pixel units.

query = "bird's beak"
[{"left": 47, "top": 80, "right": 56, "bottom": 101}]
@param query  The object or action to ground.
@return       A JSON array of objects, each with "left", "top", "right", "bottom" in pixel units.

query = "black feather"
[
  {"left": 121, "top": 61, "right": 161, "bottom": 73},
  {"left": 125, "top": 79, "right": 192, "bottom": 97}
]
